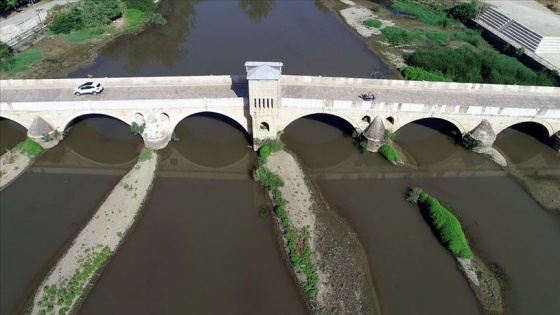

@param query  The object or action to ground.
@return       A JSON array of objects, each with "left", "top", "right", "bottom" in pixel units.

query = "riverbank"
[
  {"left": 1, "top": 0, "right": 160, "bottom": 79},
  {"left": 262, "top": 148, "right": 379, "bottom": 315},
  {"left": 25, "top": 148, "right": 158, "bottom": 315},
  {"left": 0, "top": 138, "right": 44, "bottom": 191}
]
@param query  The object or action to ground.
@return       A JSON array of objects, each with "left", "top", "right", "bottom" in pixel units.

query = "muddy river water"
[{"left": 1, "top": 0, "right": 560, "bottom": 314}]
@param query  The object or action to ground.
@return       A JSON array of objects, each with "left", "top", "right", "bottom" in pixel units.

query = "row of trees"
[{"left": 50, "top": 0, "right": 122, "bottom": 34}]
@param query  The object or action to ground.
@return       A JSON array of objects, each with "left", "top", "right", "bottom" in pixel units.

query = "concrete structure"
[
  {"left": 1, "top": 61, "right": 559, "bottom": 152},
  {"left": 476, "top": 1, "right": 560, "bottom": 71}
]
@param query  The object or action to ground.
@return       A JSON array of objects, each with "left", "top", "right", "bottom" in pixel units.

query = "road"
[
  {"left": 1, "top": 82, "right": 559, "bottom": 110},
  {"left": 0, "top": 0, "right": 79, "bottom": 28}
]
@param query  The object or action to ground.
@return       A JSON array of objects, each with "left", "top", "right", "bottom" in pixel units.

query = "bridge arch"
[
  {"left": 0, "top": 114, "right": 30, "bottom": 131},
  {"left": 62, "top": 112, "right": 132, "bottom": 133},
  {"left": 395, "top": 116, "right": 465, "bottom": 136},
  {"left": 492, "top": 119, "right": 554, "bottom": 138},
  {"left": 170, "top": 109, "right": 249, "bottom": 135},
  {"left": 279, "top": 111, "right": 362, "bottom": 134}
]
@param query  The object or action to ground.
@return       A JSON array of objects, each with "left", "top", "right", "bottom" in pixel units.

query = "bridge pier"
[
  {"left": 28, "top": 115, "right": 62, "bottom": 149},
  {"left": 140, "top": 114, "right": 172, "bottom": 150},
  {"left": 552, "top": 131, "right": 560, "bottom": 152},
  {"left": 464, "top": 119, "right": 496, "bottom": 151},
  {"left": 363, "top": 116, "right": 386, "bottom": 152}
]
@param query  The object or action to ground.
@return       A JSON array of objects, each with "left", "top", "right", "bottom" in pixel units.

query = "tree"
[
  {"left": 239, "top": 0, "right": 276, "bottom": 21},
  {"left": 0, "top": 41, "right": 13, "bottom": 62}
]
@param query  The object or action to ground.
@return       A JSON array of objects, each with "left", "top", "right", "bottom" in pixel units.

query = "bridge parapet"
[{"left": 281, "top": 75, "right": 560, "bottom": 94}]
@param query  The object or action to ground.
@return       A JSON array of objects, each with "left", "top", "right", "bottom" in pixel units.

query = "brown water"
[
  {"left": 0, "top": 118, "right": 26, "bottom": 153},
  {"left": 77, "top": 115, "right": 307, "bottom": 315},
  {"left": 282, "top": 115, "right": 560, "bottom": 315},
  {"left": 2, "top": 0, "right": 560, "bottom": 314}
]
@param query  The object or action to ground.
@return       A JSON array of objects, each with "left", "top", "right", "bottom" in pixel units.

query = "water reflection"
[
  {"left": 0, "top": 118, "right": 27, "bottom": 153},
  {"left": 239, "top": 0, "right": 276, "bottom": 21},
  {"left": 171, "top": 113, "right": 251, "bottom": 169},
  {"left": 56, "top": 115, "right": 141, "bottom": 166},
  {"left": 70, "top": 0, "right": 394, "bottom": 78}
]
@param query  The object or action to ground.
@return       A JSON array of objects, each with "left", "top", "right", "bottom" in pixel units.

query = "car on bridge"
[{"left": 73, "top": 82, "right": 103, "bottom": 96}]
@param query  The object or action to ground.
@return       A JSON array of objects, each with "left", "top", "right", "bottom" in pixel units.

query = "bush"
[
  {"left": 259, "top": 145, "right": 271, "bottom": 163},
  {"left": 122, "top": 0, "right": 157, "bottom": 13},
  {"left": 81, "top": 0, "right": 121, "bottom": 28},
  {"left": 253, "top": 167, "right": 284, "bottom": 190},
  {"left": 406, "top": 46, "right": 559, "bottom": 86},
  {"left": 379, "top": 144, "right": 401, "bottom": 163},
  {"left": 130, "top": 122, "right": 145, "bottom": 135},
  {"left": 0, "top": 41, "right": 13, "bottom": 62},
  {"left": 50, "top": 7, "right": 84, "bottom": 34},
  {"left": 406, "top": 187, "right": 423, "bottom": 203},
  {"left": 418, "top": 192, "right": 473, "bottom": 259},
  {"left": 363, "top": 19, "right": 382, "bottom": 28},
  {"left": 381, "top": 26, "right": 423, "bottom": 45},
  {"left": 402, "top": 66, "right": 452, "bottom": 82},
  {"left": 260, "top": 138, "right": 284, "bottom": 152},
  {"left": 138, "top": 148, "right": 153, "bottom": 162},
  {"left": 447, "top": 1, "right": 479, "bottom": 23}
]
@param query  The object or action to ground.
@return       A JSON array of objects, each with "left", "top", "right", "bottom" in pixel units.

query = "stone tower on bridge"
[{"left": 245, "top": 61, "right": 282, "bottom": 145}]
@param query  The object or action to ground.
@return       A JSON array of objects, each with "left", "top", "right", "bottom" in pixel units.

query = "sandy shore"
[
  {"left": 266, "top": 150, "right": 378, "bottom": 315},
  {"left": 26, "top": 149, "right": 159, "bottom": 315},
  {"left": 0, "top": 147, "right": 37, "bottom": 191},
  {"left": 339, "top": 0, "right": 395, "bottom": 37}
]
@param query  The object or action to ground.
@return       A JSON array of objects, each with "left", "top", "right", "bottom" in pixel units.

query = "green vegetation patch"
[
  {"left": 402, "top": 66, "right": 452, "bottom": 82},
  {"left": 425, "top": 31, "right": 451, "bottom": 45},
  {"left": 37, "top": 246, "right": 111, "bottom": 315},
  {"left": 125, "top": 9, "right": 146, "bottom": 30},
  {"left": 378, "top": 144, "right": 401, "bottom": 163},
  {"left": 50, "top": 0, "right": 122, "bottom": 35},
  {"left": 453, "top": 29, "right": 484, "bottom": 47},
  {"left": 16, "top": 138, "right": 43, "bottom": 157},
  {"left": 392, "top": 0, "right": 455, "bottom": 27},
  {"left": 407, "top": 188, "right": 473, "bottom": 259},
  {"left": 381, "top": 26, "right": 423, "bottom": 45},
  {"left": 406, "top": 46, "right": 559, "bottom": 86},
  {"left": 363, "top": 19, "right": 382, "bottom": 28},
  {"left": 123, "top": 0, "right": 157, "bottom": 14},
  {"left": 0, "top": 49, "right": 44, "bottom": 76},
  {"left": 258, "top": 138, "right": 284, "bottom": 164},
  {"left": 138, "top": 148, "right": 153, "bottom": 162},
  {"left": 65, "top": 28, "right": 104, "bottom": 43}
]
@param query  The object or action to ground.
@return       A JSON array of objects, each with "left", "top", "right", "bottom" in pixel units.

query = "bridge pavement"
[{"left": 1, "top": 80, "right": 558, "bottom": 109}]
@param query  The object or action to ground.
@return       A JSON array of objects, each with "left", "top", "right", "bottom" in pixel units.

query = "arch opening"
[
  {"left": 160, "top": 113, "right": 170, "bottom": 123},
  {"left": 386, "top": 116, "right": 395, "bottom": 125},
  {"left": 171, "top": 112, "right": 251, "bottom": 168},
  {"left": 495, "top": 122, "right": 555, "bottom": 164},
  {"left": 260, "top": 122, "right": 270, "bottom": 131},
  {"left": 362, "top": 116, "right": 371, "bottom": 124},
  {"left": 61, "top": 114, "right": 142, "bottom": 166}
]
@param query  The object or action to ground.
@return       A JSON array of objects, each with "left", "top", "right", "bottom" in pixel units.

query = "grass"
[
  {"left": 15, "top": 138, "right": 43, "bottom": 157},
  {"left": 453, "top": 29, "right": 484, "bottom": 48},
  {"left": 407, "top": 188, "right": 473, "bottom": 259},
  {"left": 65, "top": 28, "right": 104, "bottom": 43},
  {"left": 406, "top": 46, "right": 559, "bottom": 86},
  {"left": 381, "top": 26, "right": 423, "bottom": 45},
  {"left": 0, "top": 49, "right": 43, "bottom": 76},
  {"left": 363, "top": 19, "right": 382, "bottom": 28},
  {"left": 126, "top": 9, "right": 146, "bottom": 30},
  {"left": 258, "top": 138, "right": 284, "bottom": 164},
  {"left": 392, "top": 0, "right": 456, "bottom": 27},
  {"left": 425, "top": 31, "right": 450, "bottom": 45}
]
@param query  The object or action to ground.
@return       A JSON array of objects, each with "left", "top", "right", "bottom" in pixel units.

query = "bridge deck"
[
  {"left": 1, "top": 81, "right": 558, "bottom": 109},
  {"left": 281, "top": 84, "right": 560, "bottom": 109},
  {"left": 0, "top": 84, "right": 248, "bottom": 103}
]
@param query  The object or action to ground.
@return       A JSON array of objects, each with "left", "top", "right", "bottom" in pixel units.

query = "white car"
[{"left": 74, "top": 82, "right": 103, "bottom": 96}]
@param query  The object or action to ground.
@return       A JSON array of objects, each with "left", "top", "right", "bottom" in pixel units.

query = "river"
[{"left": 1, "top": 0, "right": 560, "bottom": 314}]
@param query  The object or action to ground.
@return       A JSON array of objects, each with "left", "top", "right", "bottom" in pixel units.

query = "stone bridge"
[{"left": 1, "top": 62, "right": 559, "bottom": 151}]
